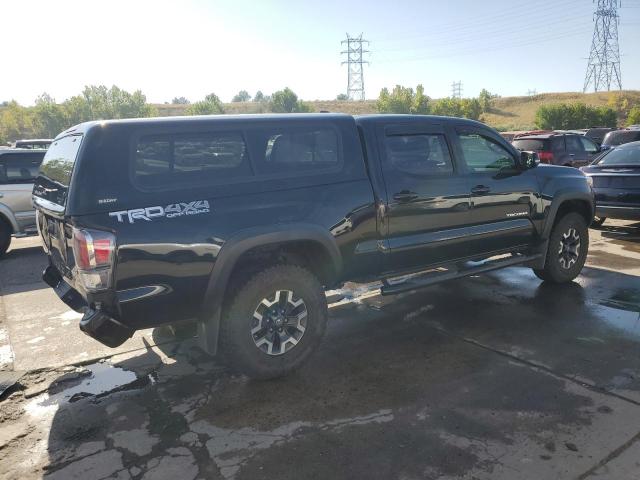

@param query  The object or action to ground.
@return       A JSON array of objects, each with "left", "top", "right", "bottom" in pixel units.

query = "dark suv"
[
  {"left": 512, "top": 133, "right": 600, "bottom": 167},
  {"left": 33, "top": 114, "right": 594, "bottom": 378}
]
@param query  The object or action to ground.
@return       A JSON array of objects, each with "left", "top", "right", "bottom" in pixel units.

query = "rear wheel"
[
  {"left": 533, "top": 212, "right": 588, "bottom": 283},
  {"left": 591, "top": 216, "right": 606, "bottom": 228},
  {"left": 0, "top": 219, "right": 11, "bottom": 258},
  {"left": 219, "top": 264, "right": 327, "bottom": 379}
]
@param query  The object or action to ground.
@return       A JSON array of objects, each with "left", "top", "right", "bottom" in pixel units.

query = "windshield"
[
  {"left": 596, "top": 144, "right": 640, "bottom": 166},
  {"left": 33, "top": 135, "right": 83, "bottom": 208}
]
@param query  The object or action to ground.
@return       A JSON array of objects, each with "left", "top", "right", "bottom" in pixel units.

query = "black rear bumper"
[{"left": 42, "top": 265, "right": 134, "bottom": 348}]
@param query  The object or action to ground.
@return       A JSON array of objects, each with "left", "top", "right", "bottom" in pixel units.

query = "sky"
[{"left": 2, "top": 0, "right": 640, "bottom": 106}]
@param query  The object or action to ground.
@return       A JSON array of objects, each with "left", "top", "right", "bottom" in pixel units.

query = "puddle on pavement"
[
  {"left": 594, "top": 290, "right": 640, "bottom": 339},
  {"left": 25, "top": 362, "right": 146, "bottom": 418}
]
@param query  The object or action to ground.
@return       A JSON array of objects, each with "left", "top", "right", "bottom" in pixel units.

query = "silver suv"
[{"left": 0, "top": 149, "right": 46, "bottom": 256}]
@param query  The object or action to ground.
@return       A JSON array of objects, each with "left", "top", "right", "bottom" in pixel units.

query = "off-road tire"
[
  {"left": 591, "top": 216, "right": 606, "bottom": 228},
  {"left": 219, "top": 264, "right": 328, "bottom": 379},
  {"left": 0, "top": 218, "right": 11, "bottom": 258},
  {"left": 533, "top": 212, "right": 588, "bottom": 283}
]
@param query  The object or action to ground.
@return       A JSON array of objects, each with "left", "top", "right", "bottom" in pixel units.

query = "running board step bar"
[{"left": 380, "top": 253, "right": 542, "bottom": 296}]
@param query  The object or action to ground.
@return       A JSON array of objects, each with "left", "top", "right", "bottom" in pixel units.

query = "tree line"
[
  {"left": 0, "top": 86, "right": 312, "bottom": 144},
  {"left": 375, "top": 85, "right": 498, "bottom": 120},
  {"left": 3, "top": 84, "right": 639, "bottom": 144}
]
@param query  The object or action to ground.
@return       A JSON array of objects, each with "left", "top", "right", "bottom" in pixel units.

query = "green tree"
[
  {"left": 232, "top": 90, "right": 251, "bottom": 102},
  {"left": 63, "top": 85, "right": 156, "bottom": 123},
  {"left": 186, "top": 93, "right": 225, "bottom": 115},
  {"left": 171, "top": 97, "right": 190, "bottom": 104},
  {"left": 33, "top": 93, "right": 67, "bottom": 138},
  {"left": 535, "top": 103, "right": 617, "bottom": 129},
  {"left": 627, "top": 106, "right": 640, "bottom": 126},
  {"left": 428, "top": 97, "right": 483, "bottom": 120},
  {"left": 253, "top": 91, "right": 265, "bottom": 102},
  {"left": 478, "top": 89, "right": 497, "bottom": 112},
  {"left": 376, "top": 84, "right": 429, "bottom": 114},
  {"left": 268, "top": 88, "right": 312, "bottom": 113},
  {"left": 336, "top": 93, "right": 349, "bottom": 101},
  {"left": 0, "top": 101, "right": 36, "bottom": 144}
]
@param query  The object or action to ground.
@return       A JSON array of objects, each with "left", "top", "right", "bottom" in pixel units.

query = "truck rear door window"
[
  {"left": 254, "top": 127, "right": 341, "bottom": 175},
  {"left": 135, "top": 132, "right": 251, "bottom": 188},
  {"left": 384, "top": 134, "right": 453, "bottom": 175}
]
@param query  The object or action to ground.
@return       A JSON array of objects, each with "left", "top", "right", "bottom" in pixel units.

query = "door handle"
[
  {"left": 393, "top": 191, "right": 418, "bottom": 203},
  {"left": 471, "top": 185, "right": 491, "bottom": 195},
  {"left": 569, "top": 153, "right": 575, "bottom": 157}
]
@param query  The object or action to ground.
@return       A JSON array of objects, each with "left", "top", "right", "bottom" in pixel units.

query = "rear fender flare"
[{"left": 197, "top": 224, "right": 341, "bottom": 355}]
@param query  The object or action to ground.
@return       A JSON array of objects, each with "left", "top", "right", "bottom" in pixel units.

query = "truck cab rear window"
[{"left": 135, "top": 132, "right": 250, "bottom": 188}]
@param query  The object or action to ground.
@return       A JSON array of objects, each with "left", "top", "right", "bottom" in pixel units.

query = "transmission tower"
[
  {"left": 451, "top": 81, "right": 463, "bottom": 99},
  {"left": 583, "top": 0, "right": 622, "bottom": 92},
  {"left": 341, "top": 33, "right": 370, "bottom": 101},
  {"left": 527, "top": 89, "right": 538, "bottom": 96}
]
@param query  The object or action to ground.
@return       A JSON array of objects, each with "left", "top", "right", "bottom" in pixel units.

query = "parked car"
[
  {"left": 13, "top": 139, "right": 53, "bottom": 150},
  {"left": 554, "top": 128, "right": 615, "bottom": 147},
  {"left": 584, "top": 127, "right": 615, "bottom": 146},
  {"left": 580, "top": 141, "right": 640, "bottom": 227},
  {"left": 33, "top": 114, "right": 594, "bottom": 378},
  {"left": 0, "top": 149, "right": 47, "bottom": 256},
  {"left": 512, "top": 133, "right": 600, "bottom": 167},
  {"left": 601, "top": 129, "right": 640, "bottom": 151}
]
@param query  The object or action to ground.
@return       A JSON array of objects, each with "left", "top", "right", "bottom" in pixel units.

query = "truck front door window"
[{"left": 459, "top": 134, "right": 516, "bottom": 172}]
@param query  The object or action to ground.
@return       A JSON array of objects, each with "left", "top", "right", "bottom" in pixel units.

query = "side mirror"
[{"left": 521, "top": 151, "right": 540, "bottom": 169}]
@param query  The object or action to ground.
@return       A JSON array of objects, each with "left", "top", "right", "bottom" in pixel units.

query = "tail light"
[
  {"left": 72, "top": 228, "right": 116, "bottom": 292},
  {"left": 538, "top": 151, "right": 554, "bottom": 164}
]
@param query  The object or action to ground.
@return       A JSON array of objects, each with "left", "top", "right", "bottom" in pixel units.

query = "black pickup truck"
[{"left": 33, "top": 114, "right": 594, "bottom": 378}]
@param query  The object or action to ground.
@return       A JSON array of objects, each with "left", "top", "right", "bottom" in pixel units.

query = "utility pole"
[
  {"left": 583, "top": 0, "right": 622, "bottom": 92},
  {"left": 341, "top": 34, "right": 370, "bottom": 101},
  {"left": 451, "top": 81, "right": 463, "bottom": 99}
]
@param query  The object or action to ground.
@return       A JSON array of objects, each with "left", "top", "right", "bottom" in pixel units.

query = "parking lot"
[{"left": 0, "top": 221, "right": 639, "bottom": 480}]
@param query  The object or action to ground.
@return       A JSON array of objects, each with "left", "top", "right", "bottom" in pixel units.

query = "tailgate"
[{"left": 37, "top": 211, "right": 75, "bottom": 278}]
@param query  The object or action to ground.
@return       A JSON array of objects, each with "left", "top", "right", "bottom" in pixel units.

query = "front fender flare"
[
  {"left": 197, "top": 224, "right": 341, "bottom": 355},
  {"left": 541, "top": 190, "right": 595, "bottom": 240}
]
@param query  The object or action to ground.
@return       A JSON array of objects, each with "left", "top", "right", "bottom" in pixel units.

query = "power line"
[
  {"left": 341, "top": 33, "right": 370, "bottom": 101},
  {"left": 375, "top": 25, "right": 591, "bottom": 64},
  {"left": 372, "top": 0, "right": 586, "bottom": 45},
  {"left": 583, "top": 0, "right": 622, "bottom": 92}
]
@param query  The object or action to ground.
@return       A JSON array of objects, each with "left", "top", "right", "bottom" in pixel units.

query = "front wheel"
[
  {"left": 219, "top": 264, "right": 328, "bottom": 379},
  {"left": 533, "top": 212, "right": 589, "bottom": 283}
]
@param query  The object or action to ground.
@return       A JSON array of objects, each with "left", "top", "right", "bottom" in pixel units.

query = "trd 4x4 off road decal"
[{"left": 109, "top": 200, "right": 210, "bottom": 224}]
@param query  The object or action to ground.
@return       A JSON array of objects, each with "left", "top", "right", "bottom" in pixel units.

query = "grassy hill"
[
  {"left": 483, "top": 90, "right": 640, "bottom": 130},
  {"left": 154, "top": 90, "right": 640, "bottom": 130}
]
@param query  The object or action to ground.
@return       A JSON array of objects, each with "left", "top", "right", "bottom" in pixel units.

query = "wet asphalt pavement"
[{"left": 1, "top": 221, "right": 640, "bottom": 479}]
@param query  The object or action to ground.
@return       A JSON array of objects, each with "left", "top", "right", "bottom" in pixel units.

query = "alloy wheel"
[
  {"left": 558, "top": 227, "right": 581, "bottom": 270},
  {"left": 251, "top": 290, "right": 307, "bottom": 356}
]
